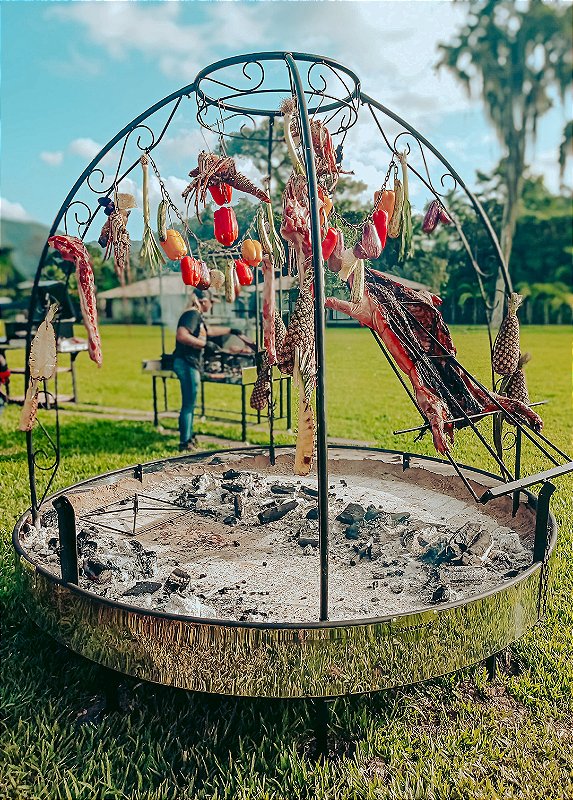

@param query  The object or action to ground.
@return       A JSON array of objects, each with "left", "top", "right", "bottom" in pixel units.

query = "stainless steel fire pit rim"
[
  {"left": 14, "top": 556, "right": 543, "bottom": 698},
  {"left": 12, "top": 444, "right": 558, "bottom": 633}
]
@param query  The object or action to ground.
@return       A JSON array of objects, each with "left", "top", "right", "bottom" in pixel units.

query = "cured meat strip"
[
  {"left": 261, "top": 254, "right": 276, "bottom": 365},
  {"left": 48, "top": 235, "right": 103, "bottom": 367}
]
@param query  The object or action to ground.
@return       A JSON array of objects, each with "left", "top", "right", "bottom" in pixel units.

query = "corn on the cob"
[
  {"left": 492, "top": 293, "right": 523, "bottom": 375},
  {"left": 505, "top": 352, "right": 531, "bottom": 405},
  {"left": 350, "top": 259, "right": 365, "bottom": 304},
  {"left": 387, "top": 178, "right": 404, "bottom": 238}
]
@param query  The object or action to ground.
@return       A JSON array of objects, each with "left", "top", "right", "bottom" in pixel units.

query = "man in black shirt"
[
  {"left": 173, "top": 292, "right": 208, "bottom": 450},
  {"left": 173, "top": 290, "right": 240, "bottom": 451}
]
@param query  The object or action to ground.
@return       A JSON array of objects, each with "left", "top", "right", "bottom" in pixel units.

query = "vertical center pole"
[{"left": 284, "top": 54, "right": 329, "bottom": 621}]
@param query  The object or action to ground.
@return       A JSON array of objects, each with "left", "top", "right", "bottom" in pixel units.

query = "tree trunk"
[{"left": 490, "top": 140, "right": 524, "bottom": 329}]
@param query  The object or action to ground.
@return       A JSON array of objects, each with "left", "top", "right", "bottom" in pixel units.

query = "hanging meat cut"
[
  {"left": 47, "top": 235, "right": 103, "bottom": 367},
  {"left": 325, "top": 269, "right": 542, "bottom": 454}
]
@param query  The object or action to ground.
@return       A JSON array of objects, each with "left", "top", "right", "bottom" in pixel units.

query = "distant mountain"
[{"left": 0, "top": 218, "right": 52, "bottom": 280}]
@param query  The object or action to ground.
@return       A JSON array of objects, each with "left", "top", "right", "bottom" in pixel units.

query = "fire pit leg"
[
  {"left": 53, "top": 495, "right": 78, "bottom": 584},
  {"left": 310, "top": 698, "right": 331, "bottom": 759},
  {"left": 485, "top": 653, "right": 498, "bottom": 681}
]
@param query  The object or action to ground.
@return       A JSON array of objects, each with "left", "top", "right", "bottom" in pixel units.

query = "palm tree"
[{"left": 439, "top": 0, "right": 572, "bottom": 326}]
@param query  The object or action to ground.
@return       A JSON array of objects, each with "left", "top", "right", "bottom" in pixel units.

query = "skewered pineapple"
[
  {"left": 505, "top": 352, "right": 531, "bottom": 405},
  {"left": 492, "top": 293, "right": 523, "bottom": 375}
]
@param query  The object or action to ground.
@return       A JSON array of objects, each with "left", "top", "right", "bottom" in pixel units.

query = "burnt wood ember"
[
  {"left": 234, "top": 494, "right": 243, "bottom": 519},
  {"left": 353, "top": 537, "right": 374, "bottom": 560},
  {"left": 221, "top": 483, "right": 246, "bottom": 493},
  {"left": 365, "top": 505, "right": 383, "bottom": 521},
  {"left": 222, "top": 469, "right": 242, "bottom": 480},
  {"left": 83, "top": 558, "right": 112, "bottom": 581},
  {"left": 224, "top": 515, "right": 239, "bottom": 526},
  {"left": 431, "top": 584, "right": 451, "bottom": 603},
  {"left": 165, "top": 568, "right": 190, "bottom": 593},
  {"left": 337, "top": 504, "right": 365, "bottom": 525},
  {"left": 345, "top": 525, "right": 361, "bottom": 540},
  {"left": 122, "top": 581, "right": 162, "bottom": 597},
  {"left": 258, "top": 500, "right": 298, "bottom": 524},
  {"left": 306, "top": 507, "right": 318, "bottom": 520},
  {"left": 299, "top": 535, "right": 319, "bottom": 548},
  {"left": 300, "top": 486, "right": 319, "bottom": 498},
  {"left": 271, "top": 484, "right": 297, "bottom": 495}
]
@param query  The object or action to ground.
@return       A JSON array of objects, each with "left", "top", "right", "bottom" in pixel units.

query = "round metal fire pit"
[{"left": 13, "top": 446, "right": 554, "bottom": 698}]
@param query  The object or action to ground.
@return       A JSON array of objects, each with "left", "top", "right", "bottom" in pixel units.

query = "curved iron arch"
[{"left": 23, "top": 53, "right": 529, "bottom": 626}]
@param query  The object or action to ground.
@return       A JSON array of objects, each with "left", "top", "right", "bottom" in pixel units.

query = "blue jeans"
[{"left": 173, "top": 357, "right": 201, "bottom": 445}]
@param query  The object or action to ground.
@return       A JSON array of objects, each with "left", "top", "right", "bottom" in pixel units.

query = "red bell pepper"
[
  {"left": 321, "top": 227, "right": 338, "bottom": 260},
  {"left": 372, "top": 209, "right": 388, "bottom": 250},
  {"left": 180, "top": 256, "right": 201, "bottom": 287},
  {"left": 208, "top": 183, "right": 233, "bottom": 206},
  {"left": 214, "top": 206, "right": 238, "bottom": 247},
  {"left": 234, "top": 259, "right": 254, "bottom": 286}
]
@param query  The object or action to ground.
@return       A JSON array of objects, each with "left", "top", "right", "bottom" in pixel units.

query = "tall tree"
[{"left": 439, "top": 0, "right": 572, "bottom": 325}]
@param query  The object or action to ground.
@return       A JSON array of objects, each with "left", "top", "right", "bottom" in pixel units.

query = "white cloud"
[
  {"left": 48, "top": 1, "right": 474, "bottom": 134},
  {"left": 0, "top": 197, "right": 32, "bottom": 222},
  {"left": 40, "top": 150, "right": 64, "bottom": 166},
  {"left": 69, "top": 137, "right": 103, "bottom": 161}
]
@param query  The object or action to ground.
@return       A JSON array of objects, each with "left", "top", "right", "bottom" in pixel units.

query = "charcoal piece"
[
  {"left": 364, "top": 505, "right": 382, "bottom": 521},
  {"left": 234, "top": 494, "right": 243, "bottom": 519},
  {"left": 461, "top": 530, "right": 493, "bottom": 565},
  {"left": 129, "top": 540, "right": 144, "bottom": 553},
  {"left": 336, "top": 503, "right": 365, "bottom": 525},
  {"left": 224, "top": 515, "right": 239, "bottom": 526},
  {"left": 221, "top": 483, "right": 245, "bottom": 493},
  {"left": 345, "top": 524, "right": 361, "bottom": 540},
  {"left": 298, "top": 535, "right": 319, "bottom": 548},
  {"left": 232, "top": 540, "right": 240, "bottom": 547},
  {"left": 503, "top": 568, "right": 520, "bottom": 578},
  {"left": 122, "top": 581, "right": 162, "bottom": 597},
  {"left": 353, "top": 536, "right": 374, "bottom": 559},
  {"left": 222, "top": 469, "right": 242, "bottom": 480},
  {"left": 258, "top": 500, "right": 298, "bottom": 524},
  {"left": 165, "top": 567, "right": 190, "bottom": 593},
  {"left": 47, "top": 537, "right": 59, "bottom": 551},
  {"left": 389, "top": 512, "right": 410, "bottom": 525},
  {"left": 210, "top": 457, "right": 224, "bottom": 464},
  {"left": 136, "top": 550, "right": 157, "bottom": 578},
  {"left": 389, "top": 581, "right": 404, "bottom": 594},
  {"left": 306, "top": 507, "right": 318, "bottom": 520},
  {"left": 83, "top": 558, "right": 111, "bottom": 580},
  {"left": 431, "top": 584, "right": 451, "bottom": 603},
  {"left": 300, "top": 486, "right": 319, "bottom": 498},
  {"left": 271, "top": 484, "right": 296, "bottom": 495}
]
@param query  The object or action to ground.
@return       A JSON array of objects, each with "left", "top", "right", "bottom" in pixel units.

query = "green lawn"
[{"left": 1, "top": 325, "right": 572, "bottom": 799}]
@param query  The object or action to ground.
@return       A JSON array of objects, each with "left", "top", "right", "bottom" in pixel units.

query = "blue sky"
[{"left": 1, "top": 1, "right": 570, "bottom": 232}]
